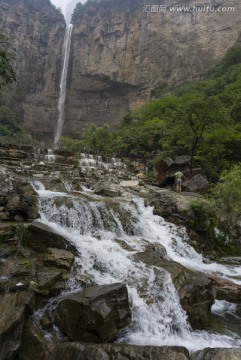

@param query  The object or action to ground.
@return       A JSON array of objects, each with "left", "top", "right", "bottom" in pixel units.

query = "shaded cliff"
[
  {"left": 63, "top": 0, "right": 241, "bottom": 136},
  {"left": 1, "top": 0, "right": 241, "bottom": 140},
  {"left": 0, "top": 0, "right": 66, "bottom": 140}
]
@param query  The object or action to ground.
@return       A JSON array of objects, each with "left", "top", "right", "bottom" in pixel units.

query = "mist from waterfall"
[{"left": 54, "top": 23, "right": 73, "bottom": 146}]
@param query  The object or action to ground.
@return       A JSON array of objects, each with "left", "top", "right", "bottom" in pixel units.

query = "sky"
[{"left": 51, "top": 0, "right": 87, "bottom": 15}]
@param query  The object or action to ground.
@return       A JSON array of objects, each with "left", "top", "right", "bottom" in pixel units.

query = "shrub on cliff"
[{"left": 0, "top": 32, "right": 16, "bottom": 89}]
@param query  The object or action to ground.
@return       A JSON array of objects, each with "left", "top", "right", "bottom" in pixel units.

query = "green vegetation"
[
  {"left": 211, "top": 164, "right": 241, "bottom": 241},
  {"left": 0, "top": 105, "right": 31, "bottom": 144},
  {"left": 61, "top": 44, "right": 241, "bottom": 181},
  {"left": 0, "top": 32, "right": 31, "bottom": 144},
  {"left": 190, "top": 164, "right": 241, "bottom": 257},
  {"left": 0, "top": 33, "right": 16, "bottom": 89}
]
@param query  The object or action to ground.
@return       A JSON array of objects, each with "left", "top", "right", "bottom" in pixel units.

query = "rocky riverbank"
[{"left": 0, "top": 145, "right": 241, "bottom": 359}]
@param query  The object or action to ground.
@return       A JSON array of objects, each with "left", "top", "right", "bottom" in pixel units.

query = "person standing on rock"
[{"left": 175, "top": 171, "right": 184, "bottom": 193}]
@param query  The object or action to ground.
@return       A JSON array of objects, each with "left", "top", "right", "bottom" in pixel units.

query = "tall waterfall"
[
  {"left": 32, "top": 181, "right": 241, "bottom": 352},
  {"left": 54, "top": 24, "right": 73, "bottom": 146}
]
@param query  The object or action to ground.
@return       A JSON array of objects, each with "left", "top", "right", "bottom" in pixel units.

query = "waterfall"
[
  {"left": 54, "top": 24, "right": 73, "bottom": 146},
  {"left": 32, "top": 182, "right": 241, "bottom": 352}
]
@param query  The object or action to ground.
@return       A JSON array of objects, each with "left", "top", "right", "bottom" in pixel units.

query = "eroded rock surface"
[
  {"left": 50, "top": 343, "right": 190, "bottom": 360},
  {"left": 0, "top": 292, "right": 33, "bottom": 359},
  {"left": 136, "top": 251, "right": 215, "bottom": 329},
  {"left": 55, "top": 283, "right": 131, "bottom": 343}
]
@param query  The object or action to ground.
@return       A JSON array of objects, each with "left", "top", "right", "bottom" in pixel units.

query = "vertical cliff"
[
  {"left": 62, "top": 0, "right": 241, "bottom": 136},
  {"left": 1, "top": 0, "right": 241, "bottom": 140},
  {"left": 0, "top": 0, "right": 66, "bottom": 140}
]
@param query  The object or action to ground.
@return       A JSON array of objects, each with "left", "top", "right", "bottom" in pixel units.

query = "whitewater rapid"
[{"left": 32, "top": 181, "right": 241, "bottom": 352}]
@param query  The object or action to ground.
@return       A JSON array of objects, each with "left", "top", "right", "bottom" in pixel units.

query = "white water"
[
  {"left": 80, "top": 153, "right": 125, "bottom": 170},
  {"left": 54, "top": 24, "right": 73, "bottom": 146},
  {"left": 212, "top": 300, "right": 238, "bottom": 316},
  {"left": 32, "top": 182, "right": 241, "bottom": 352},
  {"left": 45, "top": 149, "right": 56, "bottom": 163}
]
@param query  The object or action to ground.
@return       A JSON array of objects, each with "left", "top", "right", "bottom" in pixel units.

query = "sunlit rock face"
[{"left": 0, "top": 0, "right": 66, "bottom": 140}]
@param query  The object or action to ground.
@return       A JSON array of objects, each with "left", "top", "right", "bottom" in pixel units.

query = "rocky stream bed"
[{"left": 0, "top": 146, "right": 241, "bottom": 360}]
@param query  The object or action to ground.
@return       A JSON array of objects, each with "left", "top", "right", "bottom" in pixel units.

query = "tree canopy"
[{"left": 60, "top": 45, "right": 241, "bottom": 181}]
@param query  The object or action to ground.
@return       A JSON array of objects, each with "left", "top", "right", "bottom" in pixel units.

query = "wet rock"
[
  {"left": 192, "top": 348, "right": 241, "bottom": 360},
  {"left": 24, "top": 220, "right": 77, "bottom": 254},
  {"left": 0, "top": 292, "right": 33, "bottom": 359},
  {"left": 115, "top": 239, "right": 135, "bottom": 252},
  {"left": 35, "top": 269, "right": 65, "bottom": 296},
  {"left": 95, "top": 186, "right": 121, "bottom": 197},
  {"left": 0, "top": 222, "right": 20, "bottom": 244},
  {"left": 55, "top": 283, "right": 131, "bottom": 342},
  {"left": 145, "top": 186, "right": 197, "bottom": 220},
  {"left": 44, "top": 248, "right": 75, "bottom": 270},
  {"left": 182, "top": 174, "right": 209, "bottom": 195},
  {"left": 136, "top": 251, "right": 215, "bottom": 329},
  {"left": 144, "top": 243, "right": 167, "bottom": 259},
  {"left": 50, "top": 343, "right": 190, "bottom": 360},
  {"left": 20, "top": 320, "right": 52, "bottom": 360},
  {"left": 12, "top": 179, "right": 37, "bottom": 196},
  {"left": 207, "top": 274, "right": 241, "bottom": 303},
  {"left": 0, "top": 258, "right": 32, "bottom": 279},
  {"left": 42, "top": 178, "right": 66, "bottom": 192},
  {"left": 6, "top": 194, "right": 39, "bottom": 222},
  {"left": 120, "top": 180, "right": 140, "bottom": 187}
]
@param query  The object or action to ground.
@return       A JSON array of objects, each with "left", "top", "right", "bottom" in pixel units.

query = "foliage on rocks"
[
  {"left": 189, "top": 164, "right": 241, "bottom": 257},
  {"left": 63, "top": 45, "right": 241, "bottom": 182},
  {"left": 211, "top": 164, "right": 241, "bottom": 242},
  {"left": 0, "top": 32, "right": 16, "bottom": 89}
]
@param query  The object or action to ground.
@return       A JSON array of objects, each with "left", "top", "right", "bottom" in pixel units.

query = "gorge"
[
  {"left": 0, "top": 0, "right": 241, "bottom": 140},
  {"left": 0, "top": 0, "right": 241, "bottom": 359}
]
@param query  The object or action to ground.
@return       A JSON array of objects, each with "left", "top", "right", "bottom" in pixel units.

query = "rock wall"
[
  {"left": 63, "top": 0, "right": 241, "bottom": 136},
  {"left": 1, "top": 0, "right": 241, "bottom": 139},
  {"left": 0, "top": 0, "right": 66, "bottom": 140}
]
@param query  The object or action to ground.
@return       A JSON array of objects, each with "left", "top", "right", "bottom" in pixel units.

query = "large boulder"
[
  {"left": 50, "top": 343, "right": 190, "bottom": 360},
  {"left": 192, "top": 348, "right": 241, "bottom": 360},
  {"left": 156, "top": 156, "right": 191, "bottom": 186},
  {"left": 6, "top": 194, "right": 39, "bottom": 221},
  {"left": 94, "top": 186, "right": 121, "bottom": 197},
  {"left": 43, "top": 248, "right": 75, "bottom": 270},
  {"left": 182, "top": 174, "right": 209, "bottom": 195},
  {"left": 207, "top": 274, "right": 241, "bottom": 303},
  {"left": 34, "top": 269, "right": 65, "bottom": 297},
  {"left": 24, "top": 221, "right": 77, "bottom": 254},
  {"left": 20, "top": 321, "right": 52, "bottom": 360},
  {"left": 136, "top": 251, "right": 215, "bottom": 329},
  {"left": 145, "top": 185, "right": 198, "bottom": 220},
  {"left": 0, "top": 292, "right": 33, "bottom": 360},
  {"left": 55, "top": 283, "right": 131, "bottom": 343}
]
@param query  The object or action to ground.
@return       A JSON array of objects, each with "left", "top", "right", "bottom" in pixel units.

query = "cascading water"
[
  {"left": 79, "top": 153, "right": 126, "bottom": 170},
  {"left": 32, "top": 181, "right": 241, "bottom": 352},
  {"left": 45, "top": 149, "right": 56, "bottom": 163},
  {"left": 54, "top": 24, "right": 73, "bottom": 146}
]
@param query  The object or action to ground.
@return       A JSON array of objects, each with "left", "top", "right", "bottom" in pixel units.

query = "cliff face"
[
  {"left": 1, "top": 0, "right": 241, "bottom": 140},
  {"left": 63, "top": 0, "right": 241, "bottom": 136},
  {"left": 0, "top": 0, "right": 66, "bottom": 140}
]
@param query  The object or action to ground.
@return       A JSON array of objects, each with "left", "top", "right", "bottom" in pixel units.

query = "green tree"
[
  {"left": 81, "top": 123, "right": 113, "bottom": 154},
  {"left": 163, "top": 96, "right": 231, "bottom": 172},
  {"left": 0, "top": 105, "right": 30, "bottom": 144},
  {"left": 0, "top": 33, "right": 16, "bottom": 89},
  {"left": 211, "top": 164, "right": 241, "bottom": 241}
]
